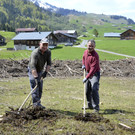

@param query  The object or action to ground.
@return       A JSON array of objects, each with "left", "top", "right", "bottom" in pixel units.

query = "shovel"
[{"left": 83, "top": 69, "right": 86, "bottom": 117}]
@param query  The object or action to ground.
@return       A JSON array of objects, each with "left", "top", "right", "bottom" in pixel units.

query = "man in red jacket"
[{"left": 82, "top": 39, "right": 100, "bottom": 113}]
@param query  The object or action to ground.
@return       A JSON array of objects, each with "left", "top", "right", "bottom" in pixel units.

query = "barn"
[
  {"left": 15, "top": 28, "right": 37, "bottom": 34},
  {"left": 120, "top": 29, "right": 135, "bottom": 40}
]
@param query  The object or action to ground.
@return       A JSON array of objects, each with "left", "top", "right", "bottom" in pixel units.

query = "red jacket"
[{"left": 82, "top": 49, "right": 100, "bottom": 79}]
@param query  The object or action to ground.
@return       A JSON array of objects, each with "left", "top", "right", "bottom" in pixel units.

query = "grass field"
[
  {"left": 0, "top": 31, "right": 135, "bottom": 60},
  {"left": 0, "top": 77, "right": 135, "bottom": 134},
  {"left": 0, "top": 44, "right": 126, "bottom": 61}
]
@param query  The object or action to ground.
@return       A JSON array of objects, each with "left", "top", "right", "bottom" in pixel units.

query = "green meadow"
[
  {"left": 0, "top": 31, "right": 135, "bottom": 60},
  {"left": 0, "top": 31, "right": 135, "bottom": 134},
  {"left": 0, "top": 77, "right": 135, "bottom": 134}
]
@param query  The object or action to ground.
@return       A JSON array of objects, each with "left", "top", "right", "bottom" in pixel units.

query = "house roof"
[
  {"left": 55, "top": 32, "right": 77, "bottom": 38},
  {"left": 12, "top": 32, "right": 52, "bottom": 40},
  {"left": 120, "top": 29, "right": 135, "bottom": 35},
  {"left": 54, "top": 30, "right": 76, "bottom": 34},
  {"left": 104, "top": 33, "right": 121, "bottom": 37},
  {"left": 15, "top": 28, "right": 37, "bottom": 32}
]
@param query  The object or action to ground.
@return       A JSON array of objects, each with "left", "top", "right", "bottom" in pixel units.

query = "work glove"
[
  {"left": 83, "top": 78, "right": 87, "bottom": 83},
  {"left": 35, "top": 77, "right": 40, "bottom": 86},
  {"left": 41, "top": 71, "right": 47, "bottom": 79},
  {"left": 82, "top": 65, "right": 86, "bottom": 70}
]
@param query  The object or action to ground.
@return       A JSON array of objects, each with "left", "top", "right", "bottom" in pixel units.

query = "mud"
[
  {"left": 1, "top": 107, "right": 59, "bottom": 126},
  {"left": 0, "top": 58, "right": 135, "bottom": 78},
  {"left": 75, "top": 113, "right": 110, "bottom": 123}
]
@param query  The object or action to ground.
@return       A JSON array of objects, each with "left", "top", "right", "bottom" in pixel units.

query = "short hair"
[{"left": 87, "top": 39, "right": 95, "bottom": 46}]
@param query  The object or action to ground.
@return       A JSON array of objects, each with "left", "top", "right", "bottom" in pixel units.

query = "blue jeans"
[
  {"left": 28, "top": 68, "right": 43, "bottom": 106},
  {"left": 85, "top": 71, "right": 100, "bottom": 110}
]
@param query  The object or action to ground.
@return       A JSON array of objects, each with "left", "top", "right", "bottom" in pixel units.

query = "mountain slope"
[
  {"left": 29, "top": 0, "right": 87, "bottom": 15},
  {"left": 29, "top": 0, "right": 135, "bottom": 24},
  {"left": 0, "top": 0, "right": 135, "bottom": 36},
  {"left": 0, "top": 0, "right": 73, "bottom": 32}
]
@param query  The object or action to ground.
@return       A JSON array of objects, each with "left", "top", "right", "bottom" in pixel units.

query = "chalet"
[
  {"left": 54, "top": 32, "right": 77, "bottom": 43},
  {"left": 120, "top": 29, "right": 135, "bottom": 40},
  {"left": 0, "top": 35, "right": 5, "bottom": 45},
  {"left": 54, "top": 30, "right": 78, "bottom": 37},
  {"left": 15, "top": 28, "right": 37, "bottom": 34},
  {"left": 104, "top": 33, "right": 121, "bottom": 38},
  {"left": 12, "top": 31, "right": 58, "bottom": 50}
]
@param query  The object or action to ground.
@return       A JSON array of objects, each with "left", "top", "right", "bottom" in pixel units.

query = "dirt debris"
[
  {"left": 0, "top": 58, "right": 135, "bottom": 78},
  {"left": 74, "top": 113, "right": 110, "bottom": 123},
  {"left": 1, "top": 107, "right": 59, "bottom": 126}
]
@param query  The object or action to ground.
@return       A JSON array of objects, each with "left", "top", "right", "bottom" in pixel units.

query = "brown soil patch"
[
  {"left": 0, "top": 58, "right": 135, "bottom": 78},
  {"left": 75, "top": 113, "right": 110, "bottom": 123},
  {"left": 1, "top": 107, "right": 59, "bottom": 126}
]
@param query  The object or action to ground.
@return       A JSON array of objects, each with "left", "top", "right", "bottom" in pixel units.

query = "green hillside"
[
  {"left": 0, "top": 0, "right": 135, "bottom": 35},
  {"left": 0, "top": 0, "right": 72, "bottom": 32}
]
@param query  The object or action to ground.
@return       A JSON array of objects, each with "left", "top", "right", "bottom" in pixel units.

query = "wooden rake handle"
[
  {"left": 18, "top": 85, "right": 37, "bottom": 112},
  {"left": 83, "top": 69, "right": 86, "bottom": 116},
  {"left": 18, "top": 77, "right": 43, "bottom": 112}
]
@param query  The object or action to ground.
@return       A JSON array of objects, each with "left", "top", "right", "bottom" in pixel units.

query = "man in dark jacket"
[
  {"left": 82, "top": 39, "right": 100, "bottom": 113},
  {"left": 28, "top": 38, "right": 51, "bottom": 109}
]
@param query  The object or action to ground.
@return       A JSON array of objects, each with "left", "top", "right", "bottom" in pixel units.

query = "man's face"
[
  {"left": 40, "top": 43, "right": 48, "bottom": 53},
  {"left": 87, "top": 41, "right": 95, "bottom": 52}
]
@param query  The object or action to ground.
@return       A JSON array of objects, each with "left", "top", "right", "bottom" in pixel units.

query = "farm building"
[
  {"left": 0, "top": 35, "right": 5, "bottom": 45},
  {"left": 15, "top": 28, "right": 37, "bottom": 34},
  {"left": 120, "top": 29, "right": 135, "bottom": 40},
  {"left": 12, "top": 31, "right": 58, "bottom": 50},
  {"left": 54, "top": 30, "right": 78, "bottom": 37},
  {"left": 104, "top": 33, "right": 121, "bottom": 38},
  {"left": 54, "top": 32, "right": 77, "bottom": 43}
]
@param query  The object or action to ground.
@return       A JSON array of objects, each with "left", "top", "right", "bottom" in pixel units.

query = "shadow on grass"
[
  {"left": 49, "top": 109, "right": 78, "bottom": 117},
  {"left": 102, "top": 109, "right": 133, "bottom": 115}
]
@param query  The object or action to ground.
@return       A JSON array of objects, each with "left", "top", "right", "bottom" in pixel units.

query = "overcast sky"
[{"left": 43, "top": 0, "right": 135, "bottom": 21}]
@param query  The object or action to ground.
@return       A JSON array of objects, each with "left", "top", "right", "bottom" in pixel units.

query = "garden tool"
[
  {"left": 83, "top": 69, "right": 86, "bottom": 117},
  {"left": 17, "top": 77, "right": 43, "bottom": 113}
]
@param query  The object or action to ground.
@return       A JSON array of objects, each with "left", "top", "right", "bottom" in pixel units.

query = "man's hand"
[
  {"left": 82, "top": 65, "right": 86, "bottom": 70},
  {"left": 42, "top": 71, "right": 47, "bottom": 79},
  {"left": 35, "top": 77, "right": 40, "bottom": 86},
  {"left": 83, "top": 78, "right": 87, "bottom": 83}
]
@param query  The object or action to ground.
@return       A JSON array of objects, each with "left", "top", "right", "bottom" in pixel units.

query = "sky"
[{"left": 43, "top": 0, "right": 135, "bottom": 21}]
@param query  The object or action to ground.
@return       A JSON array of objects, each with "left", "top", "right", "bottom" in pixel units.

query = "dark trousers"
[
  {"left": 28, "top": 68, "right": 43, "bottom": 106},
  {"left": 85, "top": 71, "right": 100, "bottom": 110}
]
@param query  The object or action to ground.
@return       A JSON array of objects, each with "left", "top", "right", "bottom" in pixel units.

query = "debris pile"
[
  {"left": 0, "top": 58, "right": 135, "bottom": 78},
  {"left": 74, "top": 113, "right": 110, "bottom": 123},
  {"left": 1, "top": 107, "right": 58, "bottom": 126}
]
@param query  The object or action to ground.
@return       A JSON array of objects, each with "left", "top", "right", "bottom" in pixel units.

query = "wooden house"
[
  {"left": 54, "top": 30, "right": 77, "bottom": 44},
  {"left": 15, "top": 28, "right": 37, "bottom": 34},
  {"left": 12, "top": 31, "right": 58, "bottom": 50},
  {"left": 0, "top": 35, "right": 5, "bottom": 45},
  {"left": 54, "top": 30, "right": 78, "bottom": 37},
  {"left": 54, "top": 32, "right": 77, "bottom": 43},
  {"left": 120, "top": 29, "right": 135, "bottom": 40}
]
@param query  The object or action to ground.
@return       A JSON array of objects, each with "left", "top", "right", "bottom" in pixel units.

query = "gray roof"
[
  {"left": 104, "top": 33, "right": 121, "bottom": 37},
  {"left": 56, "top": 32, "right": 77, "bottom": 38},
  {"left": 12, "top": 32, "right": 52, "bottom": 40}
]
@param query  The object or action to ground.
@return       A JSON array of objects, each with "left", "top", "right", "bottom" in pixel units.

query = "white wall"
[{"left": 14, "top": 44, "right": 36, "bottom": 50}]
